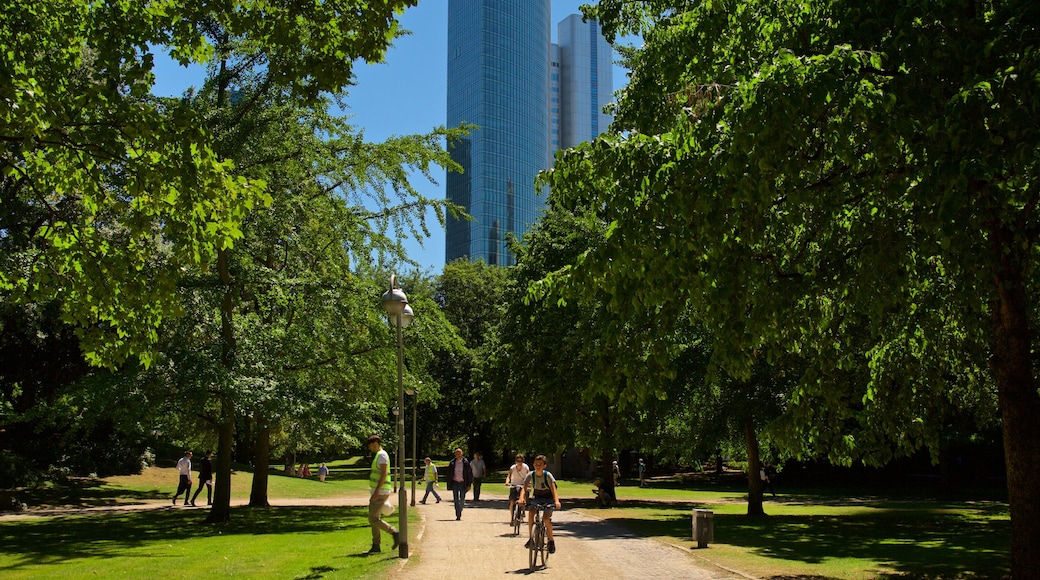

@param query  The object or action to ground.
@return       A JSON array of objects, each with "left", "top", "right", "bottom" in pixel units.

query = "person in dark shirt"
[{"left": 191, "top": 450, "right": 214, "bottom": 506}]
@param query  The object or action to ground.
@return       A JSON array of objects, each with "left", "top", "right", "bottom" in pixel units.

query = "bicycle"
[
  {"left": 506, "top": 484, "right": 524, "bottom": 536},
  {"left": 525, "top": 502, "right": 553, "bottom": 571}
]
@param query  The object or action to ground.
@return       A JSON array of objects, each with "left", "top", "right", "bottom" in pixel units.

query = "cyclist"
[
  {"left": 506, "top": 454, "right": 531, "bottom": 523},
  {"left": 519, "top": 454, "right": 561, "bottom": 554}
]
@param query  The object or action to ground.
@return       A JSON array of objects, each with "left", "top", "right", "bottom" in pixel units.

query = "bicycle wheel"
[
  {"left": 528, "top": 522, "right": 540, "bottom": 571},
  {"left": 536, "top": 520, "right": 547, "bottom": 568},
  {"left": 512, "top": 504, "right": 522, "bottom": 536}
]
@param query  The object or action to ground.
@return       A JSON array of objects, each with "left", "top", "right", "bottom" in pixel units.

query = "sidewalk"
[{"left": 391, "top": 487, "right": 744, "bottom": 579}]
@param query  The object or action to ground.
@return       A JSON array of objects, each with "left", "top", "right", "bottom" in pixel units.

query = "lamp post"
[
  {"left": 405, "top": 386, "right": 419, "bottom": 506},
  {"left": 381, "top": 275, "right": 413, "bottom": 559},
  {"left": 391, "top": 407, "right": 400, "bottom": 493}
]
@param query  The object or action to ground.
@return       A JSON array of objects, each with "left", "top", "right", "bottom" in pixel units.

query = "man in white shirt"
[
  {"left": 171, "top": 451, "right": 193, "bottom": 506},
  {"left": 470, "top": 452, "right": 487, "bottom": 500}
]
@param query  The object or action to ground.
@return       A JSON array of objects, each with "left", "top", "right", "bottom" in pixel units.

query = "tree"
[
  {"left": 428, "top": 259, "right": 508, "bottom": 455},
  {"left": 165, "top": 34, "right": 465, "bottom": 520},
  {"left": 636, "top": 328, "right": 792, "bottom": 515},
  {"left": 546, "top": 1, "right": 1040, "bottom": 574},
  {"left": 479, "top": 206, "right": 674, "bottom": 502},
  {"left": 1, "top": 3, "right": 481, "bottom": 503}
]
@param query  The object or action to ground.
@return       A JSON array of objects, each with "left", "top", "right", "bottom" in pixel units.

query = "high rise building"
[
  {"left": 555, "top": 15, "right": 614, "bottom": 151},
  {"left": 446, "top": 2, "right": 612, "bottom": 265}
]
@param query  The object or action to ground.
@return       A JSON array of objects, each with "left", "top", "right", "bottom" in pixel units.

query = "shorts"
[
  {"left": 526, "top": 497, "right": 555, "bottom": 512},
  {"left": 509, "top": 487, "right": 522, "bottom": 501}
]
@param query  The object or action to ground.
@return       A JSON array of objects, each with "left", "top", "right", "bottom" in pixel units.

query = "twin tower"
[{"left": 445, "top": 1, "right": 614, "bottom": 266}]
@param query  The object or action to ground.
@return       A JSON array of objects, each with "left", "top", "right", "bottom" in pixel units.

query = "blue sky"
[{"left": 152, "top": 1, "right": 630, "bottom": 274}]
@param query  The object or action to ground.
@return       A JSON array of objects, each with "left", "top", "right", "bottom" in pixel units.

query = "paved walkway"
[{"left": 391, "top": 488, "right": 745, "bottom": 579}]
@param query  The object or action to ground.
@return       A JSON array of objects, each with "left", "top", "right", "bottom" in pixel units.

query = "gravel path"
[{"left": 391, "top": 488, "right": 745, "bottom": 579}]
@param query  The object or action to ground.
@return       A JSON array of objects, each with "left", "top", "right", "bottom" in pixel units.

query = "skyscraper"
[
  {"left": 446, "top": 2, "right": 611, "bottom": 265},
  {"left": 555, "top": 15, "right": 614, "bottom": 151}
]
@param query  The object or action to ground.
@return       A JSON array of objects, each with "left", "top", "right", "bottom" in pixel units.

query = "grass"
[
  {"left": 0, "top": 505, "right": 403, "bottom": 579},
  {"left": 0, "top": 464, "right": 416, "bottom": 579},
  {"left": 2, "top": 465, "right": 1012, "bottom": 579},
  {"left": 578, "top": 499, "right": 1009, "bottom": 579},
  {"left": 553, "top": 474, "right": 1011, "bottom": 580}
]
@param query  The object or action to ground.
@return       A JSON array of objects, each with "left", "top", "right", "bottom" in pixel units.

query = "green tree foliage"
[
  {"left": 428, "top": 259, "right": 508, "bottom": 455},
  {"left": 0, "top": 0, "right": 475, "bottom": 522},
  {"left": 478, "top": 207, "right": 672, "bottom": 499},
  {"left": 2, "top": 1, "right": 256, "bottom": 366},
  {"left": 0, "top": 0, "right": 421, "bottom": 367},
  {"left": 546, "top": 0, "right": 1038, "bottom": 573},
  {"left": 150, "top": 20, "right": 466, "bottom": 519}
]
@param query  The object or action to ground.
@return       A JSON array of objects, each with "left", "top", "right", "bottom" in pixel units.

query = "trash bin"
[{"left": 692, "top": 509, "right": 714, "bottom": 548}]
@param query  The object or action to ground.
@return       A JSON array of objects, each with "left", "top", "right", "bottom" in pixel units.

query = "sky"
[{"left": 152, "top": 1, "right": 631, "bottom": 275}]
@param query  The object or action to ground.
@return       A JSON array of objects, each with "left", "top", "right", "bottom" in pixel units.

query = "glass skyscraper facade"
[
  {"left": 446, "top": 0, "right": 551, "bottom": 266},
  {"left": 556, "top": 15, "right": 614, "bottom": 151},
  {"left": 446, "top": 1, "right": 612, "bottom": 266}
]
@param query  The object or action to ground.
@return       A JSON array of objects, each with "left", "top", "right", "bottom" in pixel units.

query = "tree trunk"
[
  {"left": 236, "top": 416, "right": 253, "bottom": 464},
  {"left": 206, "top": 246, "right": 237, "bottom": 524},
  {"left": 743, "top": 412, "right": 765, "bottom": 516},
  {"left": 249, "top": 425, "right": 271, "bottom": 507},
  {"left": 596, "top": 395, "right": 617, "bottom": 506},
  {"left": 598, "top": 447, "right": 616, "bottom": 507},
  {"left": 989, "top": 233, "right": 1040, "bottom": 579},
  {"left": 205, "top": 396, "right": 235, "bottom": 524}
]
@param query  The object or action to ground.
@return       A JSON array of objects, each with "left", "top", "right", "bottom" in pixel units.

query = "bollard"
[{"left": 692, "top": 509, "right": 714, "bottom": 548}]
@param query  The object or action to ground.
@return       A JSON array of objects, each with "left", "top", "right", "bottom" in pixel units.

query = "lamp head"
[
  {"left": 399, "top": 304, "right": 414, "bottom": 328},
  {"left": 381, "top": 286, "right": 408, "bottom": 317}
]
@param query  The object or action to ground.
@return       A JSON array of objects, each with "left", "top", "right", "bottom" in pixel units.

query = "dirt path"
[{"left": 391, "top": 488, "right": 747, "bottom": 579}]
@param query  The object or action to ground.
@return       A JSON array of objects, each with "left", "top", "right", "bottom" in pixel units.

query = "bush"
[{"left": 0, "top": 452, "right": 43, "bottom": 488}]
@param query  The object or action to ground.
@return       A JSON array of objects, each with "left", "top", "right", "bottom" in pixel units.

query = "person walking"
[
  {"left": 365, "top": 434, "right": 400, "bottom": 554},
  {"left": 190, "top": 450, "right": 214, "bottom": 506},
  {"left": 762, "top": 461, "right": 777, "bottom": 497},
  {"left": 446, "top": 448, "right": 473, "bottom": 521},
  {"left": 470, "top": 452, "right": 487, "bottom": 501},
  {"left": 420, "top": 457, "right": 442, "bottom": 504},
  {"left": 638, "top": 458, "right": 648, "bottom": 488},
  {"left": 318, "top": 462, "right": 329, "bottom": 482},
  {"left": 171, "top": 450, "right": 193, "bottom": 506}
]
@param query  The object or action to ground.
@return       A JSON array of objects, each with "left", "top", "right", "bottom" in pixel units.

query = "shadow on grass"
[
  {"left": 0, "top": 505, "right": 369, "bottom": 567},
  {"left": 593, "top": 500, "right": 1009, "bottom": 579},
  {"left": 7, "top": 478, "right": 164, "bottom": 508}
]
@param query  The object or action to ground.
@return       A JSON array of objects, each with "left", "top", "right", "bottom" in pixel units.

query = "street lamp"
[
  {"left": 381, "top": 275, "right": 413, "bottom": 559},
  {"left": 405, "top": 385, "right": 419, "bottom": 506}
]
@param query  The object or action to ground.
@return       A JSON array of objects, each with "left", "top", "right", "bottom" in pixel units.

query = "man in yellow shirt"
[{"left": 365, "top": 435, "right": 399, "bottom": 554}]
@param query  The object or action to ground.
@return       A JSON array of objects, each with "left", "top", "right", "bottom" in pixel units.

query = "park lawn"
[
  {"left": 0, "top": 462, "right": 421, "bottom": 579},
  {"left": 577, "top": 495, "right": 1010, "bottom": 579},
  {"left": 0, "top": 504, "right": 407, "bottom": 579}
]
